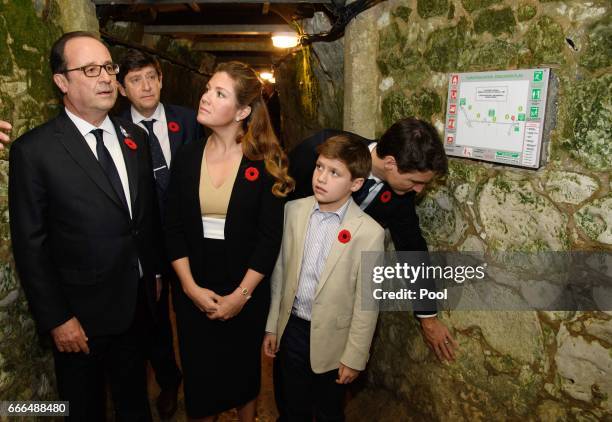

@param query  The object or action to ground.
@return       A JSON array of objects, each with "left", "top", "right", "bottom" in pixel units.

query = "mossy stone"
[
  {"left": 378, "top": 21, "right": 405, "bottom": 54},
  {"left": 517, "top": 3, "right": 537, "bottom": 22},
  {"left": 381, "top": 91, "right": 411, "bottom": 129},
  {"left": 0, "top": 16, "right": 13, "bottom": 76},
  {"left": 393, "top": 6, "right": 412, "bottom": 22},
  {"left": 524, "top": 16, "right": 565, "bottom": 65},
  {"left": 579, "top": 19, "right": 612, "bottom": 70},
  {"left": 461, "top": 0, "right": 502, "bottom": 13},
  {"left": 458, "top": 39, "right": 519, "bottom": 71},
  {"left": 448, "top": 160, "right": 489, "bottom": 184},
  {"left": 0, "top": 0, "right": 62, "bottom": 72},
  {"left": 474, "top": 7, "right": 516, "bottom": 36},
  {"left": 559, "top": 74, "right": 611, "bottom": 172},
  {"left": 381, "top": 89, "right": 441, "bottom": 128},
  {"left": 417, "top": 0, "right": 449, "bottom": 19},
  {"left": 448, "top": 2, "right": 455, "bottom": 19},
  {"left": 424, "top": 18, "right": 472, "bottom": 72}
]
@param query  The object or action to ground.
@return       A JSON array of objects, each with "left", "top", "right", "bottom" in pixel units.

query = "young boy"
[{"left": 264, "top": 134, "right": 385, "bottom": 421}]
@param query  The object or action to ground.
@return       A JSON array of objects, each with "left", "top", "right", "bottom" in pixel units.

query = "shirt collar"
[
  {"left": 131, "top": 102, "right": 164, "bottom": 124},
  {"left": 65, "top": 108, "right": 114, "bottom": 138},
  {"left": 367, "top": 142, "right": 382, "bottom": 184},
  {"left": 313, "top": 197, "right": 352, "bottom": 221}
]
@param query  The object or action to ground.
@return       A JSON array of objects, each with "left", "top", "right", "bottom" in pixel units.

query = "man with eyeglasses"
[{"left": 9, "top": 31, "right": 161, "bottom": 421}]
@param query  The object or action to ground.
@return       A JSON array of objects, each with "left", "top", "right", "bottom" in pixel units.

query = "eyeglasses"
[{"left": 63, "top": 63, "right": 120, "bottom": 77}]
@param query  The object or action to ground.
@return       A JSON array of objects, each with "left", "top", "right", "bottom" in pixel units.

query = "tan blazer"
[{"left": 266, "top": 196, "right": 385, "bottom": 373}]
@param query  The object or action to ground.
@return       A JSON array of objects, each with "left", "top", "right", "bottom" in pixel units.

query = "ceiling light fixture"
[
  {"left": 259, "top": 71, "right": 274, "bottom": 81},
  {"left": 271, "top": 32, "right": 299, "bottom": 48}
]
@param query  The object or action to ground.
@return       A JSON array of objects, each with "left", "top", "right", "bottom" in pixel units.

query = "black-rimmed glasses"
[{"left": 63, "top": 63, "right": 120, "bottom": 77}]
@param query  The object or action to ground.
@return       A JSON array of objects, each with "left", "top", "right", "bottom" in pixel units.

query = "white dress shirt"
[
  {"left": 65, "top": 108, "right": 133, "bottom": 218},
  {"left": 292, "top": 198, "right": 352, "bottom": 321},
  {"left": 131, "top": 103, "right": 172, "bottom": 168}
]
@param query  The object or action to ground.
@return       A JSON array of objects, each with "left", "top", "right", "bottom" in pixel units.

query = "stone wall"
[
  {"left": 276, "top": 12, "right": 344, "bottom": 150},
  {"left": 342, "top": 0, "right": 611, "bottom": 420},
  {"left": 0, "top": 0, "right": 99, "bottom": 402}
]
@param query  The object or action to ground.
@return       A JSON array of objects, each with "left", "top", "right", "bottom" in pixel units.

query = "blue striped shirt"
[{"left": 292, "top": 198, "right": 352, "bottom": 321}]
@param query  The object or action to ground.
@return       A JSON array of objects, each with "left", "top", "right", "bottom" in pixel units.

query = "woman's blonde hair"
[{"left": 214, "top": 61, "right": 294, "bottom": 197}]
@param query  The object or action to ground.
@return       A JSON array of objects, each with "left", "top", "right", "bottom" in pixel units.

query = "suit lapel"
[
  {"left": 164, "top": 104, "right": 182, "bottom": 160},
  {"left": 55, "top": 111, "right": 127, "bottom": 212},
  {"left": 188, "top": 137, "right": 206, "bottom": 239},
  {"left": 111, "top": 117, "right": 138, "bottom": 213},
  {"left": 314, "top": 201, "right": 363, "bottom": 297},
  {"left": 294, "top": 196, "right": 316, "bottom": 282}
]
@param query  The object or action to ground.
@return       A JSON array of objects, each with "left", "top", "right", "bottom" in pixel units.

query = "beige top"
[{"left": 199, "top": 148, "right": 241, "bottom": 218}]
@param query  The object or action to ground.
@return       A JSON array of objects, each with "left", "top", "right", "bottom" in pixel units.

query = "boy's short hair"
[
  {"left": 316, "top": 134, "right": 371, "bottom": 180},
  {"left": 117, "top": 49, "right": 162, "bottom": 85},
  {"left": 376, "top": 117, "right": 448, "bottom": 175}
]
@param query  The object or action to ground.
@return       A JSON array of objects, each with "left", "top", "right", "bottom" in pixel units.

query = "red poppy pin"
[
  {"left": 168, "top": 121, "right": 180, "bottom": 133},
  {"left": 338, "top": 229, "right": 351, "bottom": 244},
  {"left": 380, "top": 190, "right": 392, "bottom": 203},
  {"left": 124, "top": 138, "right": 137, "bottom": 150},
  {"left": 245, "top": 166, "right": 259, "bottom": 182}
]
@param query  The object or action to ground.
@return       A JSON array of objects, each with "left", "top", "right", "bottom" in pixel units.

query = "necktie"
[
  {"left": 353, "top": 178, "right": 376, "bottom": 205},
  {"left": 141, "top": 119, "right": 170, "bottom": 193},
  {"left": 91, "top": 129, "right": 129, "bottom": 211}
]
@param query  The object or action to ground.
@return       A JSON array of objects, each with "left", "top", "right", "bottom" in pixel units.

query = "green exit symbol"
[
  {"left": 518, "top": 113, "right": 526, "bottom": 121},
  {"left": 460, "top": 98, "right": 466, "bottom": 106},
  {"left": 534, "top": 70, "right": 543, "bottom": 81},
  {"left": 488, "top": 109, "right": 495, "bottom": 117},
  {"left": 531, "top": 88, "right": 541, "bottom": 100},
  {"left": 530, "top": 106, "right": 539, "bottom": 118}
]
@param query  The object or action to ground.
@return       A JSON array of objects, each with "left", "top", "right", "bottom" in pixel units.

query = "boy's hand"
[
  {"left": 336, "top": 363, "right": 360, "bottom": 384},
  {"left": 263, "top": 333, "right": 278, "bottom": 358}
]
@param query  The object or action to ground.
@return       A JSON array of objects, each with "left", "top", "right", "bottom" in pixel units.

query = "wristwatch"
[{"left": 238, "top": 286, "right": 252, "bottom": 300}]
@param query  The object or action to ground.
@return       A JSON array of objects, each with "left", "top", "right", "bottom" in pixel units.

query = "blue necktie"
[
  {"left": 141, "top": 119, "right": 170, "bottom": 193},
  {"left": 91, "top": 129, "right": 129, "bottom": 211}
]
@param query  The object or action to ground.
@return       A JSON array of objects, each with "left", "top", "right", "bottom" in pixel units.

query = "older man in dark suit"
[{"left": 9, "top": 31, "right": 161, "bottom": 421}]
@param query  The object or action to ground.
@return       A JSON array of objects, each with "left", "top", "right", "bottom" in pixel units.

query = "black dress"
[
  {"left": 164, "top": 139, "right": 284, "bottom": 418},
  {"left": 174, "top": 237, "right": 270, "bottom": 416}
]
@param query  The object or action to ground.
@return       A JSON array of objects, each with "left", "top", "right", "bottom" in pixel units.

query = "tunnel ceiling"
[{"left": 94, "top": 1, "right": 334, "bottom": 69}]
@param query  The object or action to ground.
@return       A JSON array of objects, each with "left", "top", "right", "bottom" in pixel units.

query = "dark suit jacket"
[
  {"left": 9, "top": 110, "right": 162, "bottom": 336},
  {"left": 120, "top": 103, "right": 203, "bottom": 164},
  {"left": 121, "top": 103, "right": 203, "bottom": 213},
  {"left": 289, "top": 129, "right": 428, "bottom": 252},
  {"left": 164, "top": 138, "right": 285, "bottom": 291}
]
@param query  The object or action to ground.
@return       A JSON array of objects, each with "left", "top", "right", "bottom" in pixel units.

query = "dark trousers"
[
  {"left": 52, "top": 281, "right": 152, "bottom": 422},
  {"left": 148, "top": 276, "right": 182, "bottom": 390},
  {"left": 277, "top": 315, "right": 345, "bottom": 422}
]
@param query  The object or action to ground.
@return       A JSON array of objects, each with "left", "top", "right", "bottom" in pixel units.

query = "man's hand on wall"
[
  {"left": 419, "top": 317, "right": 458, "bottom": 362},
  {"left": 0, "top": 120, "right": 12, "bottom": 148}
]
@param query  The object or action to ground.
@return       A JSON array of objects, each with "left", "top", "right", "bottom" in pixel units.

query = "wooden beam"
[
  {"left": 93, "top": 0, "right": 331, "bottom": 4},
  {"left": 144, "top": 24, "right": 294, "bottom": 35},
  {"left": 192, "top": 38, "right": 276, "bottom": 52},
  {"left": 216, "top": 56, "right": 275, "bottom": 67},
  {"left": 262, "top": 2, "right": 270, "bottom": 14}
]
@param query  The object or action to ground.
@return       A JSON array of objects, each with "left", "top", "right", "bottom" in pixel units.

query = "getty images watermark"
[{"left": 361, "top": 251, "right": 612, "bottom": 312}]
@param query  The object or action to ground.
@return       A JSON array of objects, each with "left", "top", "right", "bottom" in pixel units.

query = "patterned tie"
[
  {"left": 141, "top": 119, "right": 170, "bottom": 193},
  {"left": 353, "top": 178, "right": 376, "bottom": 205},
  {"left": 91, "top": 129, "right": 129, "bottom": 211}
]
